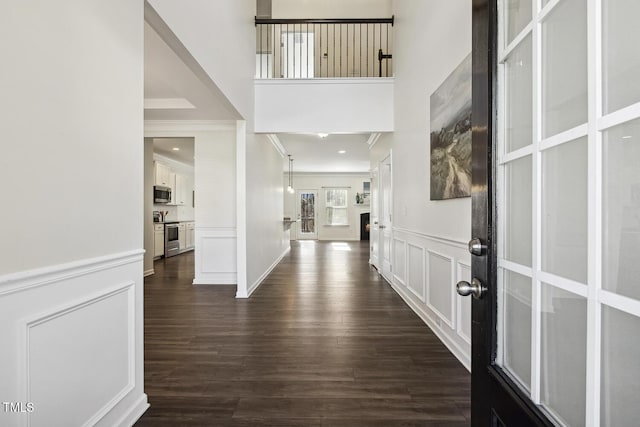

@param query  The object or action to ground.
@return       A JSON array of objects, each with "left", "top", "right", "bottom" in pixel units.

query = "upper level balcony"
[{"left": 254, "top": 17, "right": 395, "bottom": 133}]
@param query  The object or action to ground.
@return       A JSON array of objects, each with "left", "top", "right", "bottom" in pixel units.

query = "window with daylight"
[{"left": 325, "top": 189, "right": 348, "bottom": 226}]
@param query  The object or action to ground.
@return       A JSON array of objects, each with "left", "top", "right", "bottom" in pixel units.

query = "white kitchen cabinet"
[
  {"left": 153, "top": 224, "right": 164, "bottom": 257},
  {"left": 154, "top": 162, "right": 171, "bottom": 187},
  {"left": 178, "top": 223, "right": 186, "bottom": 250},
  {"left": 186, "top": 222, "right": 195, "bottom": 249},
  {"left": 175, "top": 174, "right": 187, "bottom": 205}
]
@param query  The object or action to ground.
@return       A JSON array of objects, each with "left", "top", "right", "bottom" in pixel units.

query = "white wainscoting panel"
[
  {"left": 193, "top": 228, "right": 237, "bottom": 285},
  {"left": 426, "top": 250, "right": 455, "bottom": 329},
  {"left": 456, "top": 262, "right": 472, "bottom": 345},
  {"left": 407, "top": 244, "right": 425, "bottom": 301},
  {"left": 388, "top": 228, "right": 472, "bottom": 371},
  {"left": 393, "top": 239, "right": 406, "bottom": 286},
  {"left": 0, "top": 251, "right": 147, "bottom": 427},
  {"left": 26, "top": 283, "right": 134, "bottom": 427}
]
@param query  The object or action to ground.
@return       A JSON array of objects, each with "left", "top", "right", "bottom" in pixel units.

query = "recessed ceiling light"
[
  {"left": 172, "top": 147, "right": 180, "bottom": 151},
  {"left": 338, "top": 150, "right": 346, "bottom": 154},
  {"left": 318, "top": 133, "right": 329, "bottom": 138},
  {"left": 622, "top": 135, "right": 633, "bottom": 139}
]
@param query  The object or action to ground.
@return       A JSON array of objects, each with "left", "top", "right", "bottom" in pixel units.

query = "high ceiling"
[
  {"left": 277, "top": 133, "right": 372, "bottom": 173},
  {"left": 144, "top": 21, "right": 240, "bottom": 121}
]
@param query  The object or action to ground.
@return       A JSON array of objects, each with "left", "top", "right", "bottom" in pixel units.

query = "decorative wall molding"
[
  {"left": 426, "top": 249, "right": 456, "bottom": 329},
  {"left": 407, "top": 243, "right": 425, "bottom": 302},
  {"left": 456, "top": 261, "right": 472, "bottom": 345},
  {"left": 0, "top": 250, "right": 144, "bottom": 297},
  {"left": 144, "top": 120, "right": 237, "bottom": 134},
  {"left": 392, "top": 227, "right": 467, "bottom": 249},
  {"left": 23, "top": 282, "right": 136, "bottom": 427},
  {"left": 266, "top": 134, "right": 287, "bottom": 158},
  {"left": 367, "top": 132, "right": 382, "bottom": 149},
  {"left": 389, "top": 279, "right": 471, "bottom": 371},
  {"left": 393, "top": 238, "right": 406, "bottom": 286},
  {"left": 239, "top": 246, "right": 290, "bottom": 299}
]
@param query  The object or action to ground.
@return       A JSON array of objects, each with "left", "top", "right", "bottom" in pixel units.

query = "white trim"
[
  {"left": 597, "top": 101, "right": 640, "bottom": 131},
  {"left": 599, "top": 290, "right": 640, "bottom": 318},
  {"left": 23, "top": 281, "right": 136, "bottom": 427},
  {"left": 586, "top": 0, "right": 603, "bottom": 423},
  {"left": 406, "top": 242, "right": 424, "bottom": 301},
  {"left": 538, "top": 271, "right": 589, "bottom": 297},
  {"left": 498, "top": 259, "right": 533, "bottom": 278},
  {"left": 499, "top": 22, "right": 534, "bottom": 63},
  {"left": 388, "top": 278, "right": 470, "bottom": 372},
  {"left": 143, "top": 269, "right": 154, "bottom": 277},
  {"left": 254, "top": 77, "right": 395, "bottom": 86},
  {"left": 425, "top": 249, "right": 456, "bottom": 329},
  {"left": 0, "top": 250, "right": 144, "bottom": 297},
  {"left": 456, "top": 261, "right": 472, "bottom": 345},
  {"left": 113, "top": 393, "right": 149, "bottom": 427},
  {"left": 538, "top": 0, "right": 561, "bottom": 23},
  {"left": 238, "top": 246, "right": 290, "bottom": 298},
  {"left": 144, "top": 120, "right": 236, "bottom": 134},
  {"left": 393, "top": 238, "right": 407, "bottom": 287},
  {"left": 500, "top": 145, "right": 534, "bottom": 165},
  {"left": 392, "top": 227, "right": 467, "bottom": 249},
  {"left": 539, "top": 123, "right": 589, "bottom": 152},
  {"left": 192, "top": 273, "right": 237, "bottom": 285},
  {"left": 266, "top": 134, "right": 287, "bottom": 157},
  {"left": 236, "top": 121, "right": 248, "bottom": 299},
  {"left": 366, "top": 132, "right": 382, "bottom": 149}
]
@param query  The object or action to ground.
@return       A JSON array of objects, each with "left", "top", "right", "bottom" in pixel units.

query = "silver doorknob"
[
  {"left": 456, "top": 278, "right": 486, "bottom": 299},
  {"left": 468, "top": 238, "right": 486, "bottom": 256}
]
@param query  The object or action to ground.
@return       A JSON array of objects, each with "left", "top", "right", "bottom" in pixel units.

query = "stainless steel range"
[{"left": 164, "top": 222, "right": 180, "bottom": 258}]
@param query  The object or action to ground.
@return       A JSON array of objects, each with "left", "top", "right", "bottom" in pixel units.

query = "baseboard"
[
  {"left": 143, "top": 269, "right": 154, "bottom": 277},
  {"left": 388, "top": 278, "right": 471, "bottom": 372},
  {"left": 237, "top": 246, "right": 290, "bottom": 299},
  {"left": 192, "top": 272, "right": 237, "bottom": 285},
  {"left": 114, "top": 393, "right": 149, "bottom": 427}
]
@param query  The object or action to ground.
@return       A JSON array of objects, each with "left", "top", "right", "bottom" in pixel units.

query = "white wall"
[
  {"left": 148, "top": 0, "right": 255, "bottom": 121},
  {"left": 378, "top": 0, "right": 473, "bottom": 369},
  {"left": 242, "top": 133, "right": 290, "bottom": 297},
  {"left": 0, "top": 1, "right": 147, "bottom": 426},
  {"left": 255, "top": 79, "right": 394, "bottom": 133},
  {"left": 272, "top": 0, "right": 391, "bottom": 18},
  {"left": 285, "top": 173, "right": 371, "bottom": 241}
]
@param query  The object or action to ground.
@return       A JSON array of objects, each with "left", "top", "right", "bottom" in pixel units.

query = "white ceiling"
[
  {"left": 144, "top": 21, "right": 240, "bottom": 121},
  {"left": 153, "top": 138, "right": 195, "bottom": 166},
  {"left": 277, "top": 133, "right": 372, "bottom": 173}
]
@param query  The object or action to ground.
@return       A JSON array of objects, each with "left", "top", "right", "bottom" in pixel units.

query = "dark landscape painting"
[{"left": 430, "top": 53, "right": 472, "bottom": 200}]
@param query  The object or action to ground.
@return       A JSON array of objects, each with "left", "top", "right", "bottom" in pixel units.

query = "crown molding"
[
  {"left": 265, "top": 134, "right": 287, "bottom": 158},
  {"left": 367, "top": 132, "right": 382, "bottom": 150},
  {"left": 144, "top": 120, "right": 237, "bottom": 135}
]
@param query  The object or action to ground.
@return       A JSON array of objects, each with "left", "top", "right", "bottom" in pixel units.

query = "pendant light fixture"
[{"left": 287, "top": 155, "right": 295, "bottom": 194}]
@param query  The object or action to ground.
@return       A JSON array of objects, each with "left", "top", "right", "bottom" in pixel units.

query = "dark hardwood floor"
[{"left": 136, "top": 241, "right": 470, "bottom": 426}]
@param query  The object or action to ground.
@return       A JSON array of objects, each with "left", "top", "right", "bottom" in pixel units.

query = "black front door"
[{"left": 467, "top": 1, "right": 553, "bottom": 425}]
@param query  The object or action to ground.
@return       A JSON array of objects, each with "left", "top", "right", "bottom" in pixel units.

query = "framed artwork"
[{"left": 430, "top": 53, "right": 472, "bottom": 200}]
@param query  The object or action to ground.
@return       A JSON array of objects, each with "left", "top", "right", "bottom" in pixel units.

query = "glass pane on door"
[
  {"left": 504, "top": 0, "right": 532, "bottom": 46},
  {"left": 500, "top": 270, "right": 532, "bottom": 391},
  {"left": 505, "top": 35, "right": 533, "bottom": 153},
  {"left": 541, "top": 0, "right": 588, "bottom": 138},
  {"left": 540, "top": 284, "right": 587, "bottom": 427},
  {"left": 300, "top": 192, "right": 316, "bottom": 235},
  {"left": 601, "top": 306, "right": 640, "bottom": 426},
  {"left": 603, "top": 118, "right": 640, "bottom": 301},
  {"left": 603, "top": 0, "right": 640, "bottom": 113},
  {"left": 542, "top": 137, "right": 588, "bottom": 283}
]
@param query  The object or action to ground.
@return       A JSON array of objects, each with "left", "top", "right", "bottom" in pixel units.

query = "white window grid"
[
  {"left": 325, "top": 188, "right": 349, "bottom": 226},
  {"left": 496, "top": 0, "right": 640, "bottom": 426}
]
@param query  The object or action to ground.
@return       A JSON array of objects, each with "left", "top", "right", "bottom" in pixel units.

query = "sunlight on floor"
[{"left": 330, "top": 242, "right": 351, "bottom": 251}]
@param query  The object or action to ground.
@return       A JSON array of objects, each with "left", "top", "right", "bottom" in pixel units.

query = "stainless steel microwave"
[{"left": 154, "top": 185, "right": 171, "bottom": 204}]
